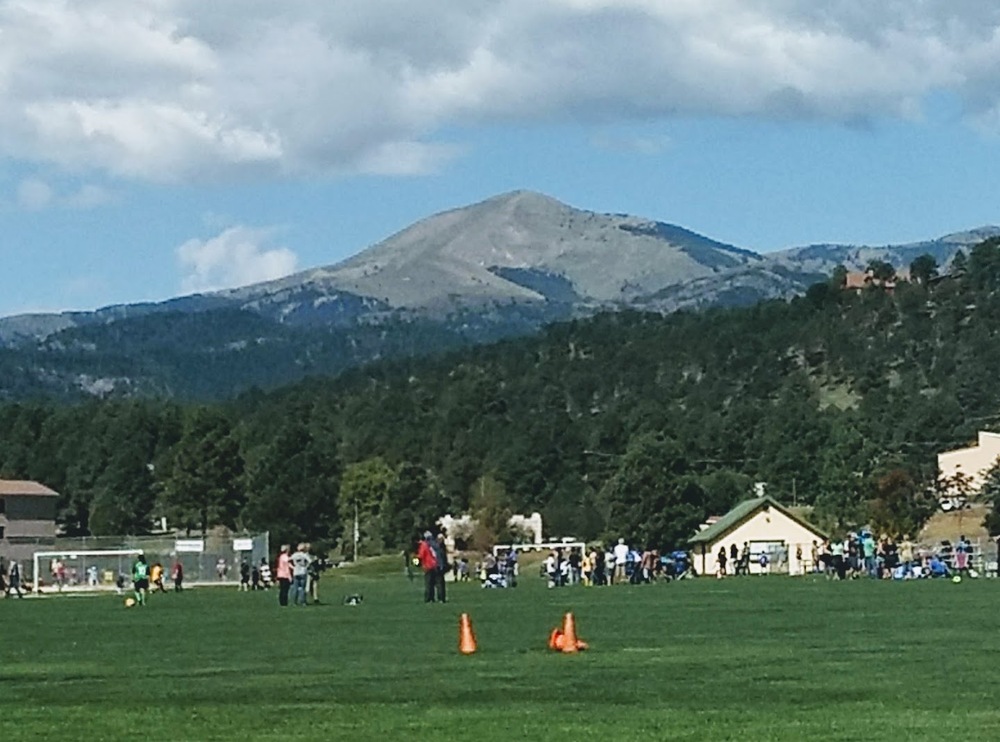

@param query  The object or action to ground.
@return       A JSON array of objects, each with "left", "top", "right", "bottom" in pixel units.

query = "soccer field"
[{"left": 2, "top": 570, "right": 999, "bottom": 741}]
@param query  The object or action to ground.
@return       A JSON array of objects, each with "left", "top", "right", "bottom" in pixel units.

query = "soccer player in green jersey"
[{"left": 132, "top": 554, "right": 150, "bottom": 606}]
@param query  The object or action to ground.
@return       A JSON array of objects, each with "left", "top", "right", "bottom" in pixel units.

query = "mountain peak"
[{"left": 481, "top": 189, "right": 569, "bottom": 207}]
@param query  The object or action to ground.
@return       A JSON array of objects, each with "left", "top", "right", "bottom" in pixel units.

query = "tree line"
[{"left": 6, "top": 240, "right": 1000, "bottom": 551}]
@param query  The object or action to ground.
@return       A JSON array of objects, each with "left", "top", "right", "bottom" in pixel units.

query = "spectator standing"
[
  {"left": 259, "top": 558, "right": 272, "bottom": 588},
  {"left": 590, "top": 547, "right": 608, "bottom": 585},
  {"left": 6, "top": 560, "right": 23, "bottom": 598},
  {"left": 276, "top": 545, "right": 292, "bottom": 606},
  {"left": 433, "top": 534, "right": 449, "bottom": 602},
  {"left": 862, "top": 533, "right": 877, "bottom": 578},
  {"left": 417, "top": 531, "right": 440, "bottom": 602},
  {"left": 954, "top": 535, "right": 971, "bottom": 576},
  {"left": 613, "top": 538, "right": 629, "bottom": 584},
  {"left": 717, "top": 547, "right": 728, "bottom": 578},
  {"left": 289, "top": 543, "right": 311, "bottom": 606},
  {"left": 568, "top": 548, "right": 582, "bottom": 586},
  {"left": 544, "top": 550, "right": 558, "bottom": 588},
  {"left": 171, "top": 559, "right": 184, "bottom": 592},
  {"left": 739, "top": 542, "right": 751, "bottom": 576},
  {"left": 307, "top": 548, "right": 323, "bottom": 604},
  {"left": 239, "top": 559, "right": 251, "bottom": 592},
  {"left": 831, "top": 539, "right": 846, "bottom": 580}
]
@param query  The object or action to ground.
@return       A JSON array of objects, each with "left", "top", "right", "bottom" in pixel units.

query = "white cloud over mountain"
[
  {"left": 2, "top": 0, "right": 1000, "bottom": 182},
  {"left": 177, "top": 227, "right": 298, "bottom": 294}
]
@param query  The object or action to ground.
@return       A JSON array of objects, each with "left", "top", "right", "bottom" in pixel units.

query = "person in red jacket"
[{"left": 416, "top": 531, "right": 440, "bottom": 603}]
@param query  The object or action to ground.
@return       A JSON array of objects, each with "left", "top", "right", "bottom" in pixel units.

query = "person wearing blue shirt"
[{"left": 928, "top": 555, "right": 949, "bottom": 578}]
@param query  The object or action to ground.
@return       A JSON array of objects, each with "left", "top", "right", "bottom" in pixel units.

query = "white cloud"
[
  {"left": 65, "top": 183, "right": 115, "bottom": 209},
  {"left": 176, "top": 226, "right": 299, "bottom": 294},
  {"left": 590, "top": 133, "right": 671, "bottom": 156},
  {"left": 3, "top": 1, "right": 1000, "bottom": 181},
  {"left": 16, "top": 177, "right": 53, "bottom": 210},
  {"left": 11, "top": 176, "right": 114, "bottom": 210}
]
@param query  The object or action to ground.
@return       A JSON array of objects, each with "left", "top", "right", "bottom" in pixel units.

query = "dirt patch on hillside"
[{"left": 919, "top": 504, "right": 991, "bottom": 547}]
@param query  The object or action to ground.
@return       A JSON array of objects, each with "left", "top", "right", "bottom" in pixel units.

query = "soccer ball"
[
  {"left": 411, "top": 557, "right": 420, "bottom": 566},
  {"left": 124, "top": 597, "right": 136, "bottom": 607},
  {"left": 952, "top": 575, "right": 962, "bottom": 584}
]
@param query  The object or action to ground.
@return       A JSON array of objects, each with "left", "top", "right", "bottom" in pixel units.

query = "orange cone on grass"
[
  {"left": 560, "top": 612, "right": 580, "bottom": 653},
  {"left": 459, "top": 613, "right": 477, "bottom": 654},
  {"left": 548, "top": 612, "right": 588, "bottom": 652}
]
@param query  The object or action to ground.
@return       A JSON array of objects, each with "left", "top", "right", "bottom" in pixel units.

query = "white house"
[
  {"left": 937, "top": 431, "right": 1000, "bottom": 495},
  {"left": 689, "top": 496, "right": 827, "bottom": 577}
]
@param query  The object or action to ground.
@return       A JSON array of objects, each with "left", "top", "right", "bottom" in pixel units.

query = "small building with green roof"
[{"left": 689, "top": 496, "right": 826, "bottom": 577}]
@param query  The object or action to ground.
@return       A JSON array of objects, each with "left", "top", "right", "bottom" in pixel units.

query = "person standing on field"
[
  {"left": 613, "top": 538, "right": 629, "bottom": 584},
  {"left": 131, "top": 554, "right": 150, "bottom": 606},
  {"left": 417, "top": 531, "right": 440, "bottom": 603},
  {"left": 433, "top": 534, "right": 449, "bottom": 603},
  {"left": 151, "top": 562, "right": 167, "bottom": 593},
  {"left": 290, "top": 543, "right": 311, "bottom": 606},
  {"left": 171, "top": 559, "right": 184, "bottom": 592},
  {"left": 6, "top": 560, "right": 23, "bottom": 598},
  {"left": 276, "top": 545, "right": 292, "bottom": 606}
]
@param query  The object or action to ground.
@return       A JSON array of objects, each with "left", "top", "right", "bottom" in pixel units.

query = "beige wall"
[
  {"left": 0, "top": 517, "right": 57, "bottom": 538},
  {"left": 693, "top": 507, "right": 824, "bottom": 577},
  {"left": 938, "top": 431, "right": 1000, "bottom": 494}
]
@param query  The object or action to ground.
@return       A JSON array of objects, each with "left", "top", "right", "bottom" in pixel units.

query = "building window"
[
  {"left": 0, "top": 497, "right": 4, "bottom": 515},
  {"left": 0, "top": 525, "right": 4, "bottom": 539}
]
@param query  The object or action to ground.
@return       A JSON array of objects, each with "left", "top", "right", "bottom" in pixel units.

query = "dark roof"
[
  {"left": 0, "top": 480, "right": 59, "bottom": 497},
  {"left": 689, "top": 495, "right": 826, "bottom": 545}
]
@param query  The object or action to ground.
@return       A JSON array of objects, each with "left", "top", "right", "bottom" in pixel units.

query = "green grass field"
[{"left": 3, "top": 570, "right": 999, "bottom": 741}]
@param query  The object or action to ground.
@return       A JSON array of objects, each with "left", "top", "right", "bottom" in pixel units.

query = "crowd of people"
[
  {"left": 272, "top": 543, "right": 327, "bottom": 606},
  {"left": 808, "top": 533, "right": 977, "bottom": 580},
  {"left": 539, "top": 539, "right": 693, "bottom": 587}
]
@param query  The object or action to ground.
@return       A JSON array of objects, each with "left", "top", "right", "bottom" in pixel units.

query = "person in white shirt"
[
  {"left": 613, "top": 538, "right": 629, "bottom": 584},
  {"left": 544, "top": 552, "right": 557, "bottom": 588}
]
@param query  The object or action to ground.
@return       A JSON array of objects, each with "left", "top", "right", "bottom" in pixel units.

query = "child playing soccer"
[{"left": 131, "top": 554, "right": 150, "bottom": 606}]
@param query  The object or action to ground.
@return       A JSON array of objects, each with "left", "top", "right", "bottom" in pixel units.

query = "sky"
[{"left": 4, "top": 1, "right": 1000, "bottom": 318}]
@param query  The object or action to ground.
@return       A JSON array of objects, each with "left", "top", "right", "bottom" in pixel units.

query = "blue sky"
[{"left": 3, "top": 1, "right": 1000, "bottom": 318}]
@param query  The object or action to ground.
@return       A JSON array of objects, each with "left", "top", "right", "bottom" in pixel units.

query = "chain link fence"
[{"left": 3, "top": 532, "right": 269, "bottom": 588}]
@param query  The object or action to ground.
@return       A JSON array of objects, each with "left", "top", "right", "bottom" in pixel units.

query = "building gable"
[{"left": 689, "top": 496, "right": 826, "bottom": 546}]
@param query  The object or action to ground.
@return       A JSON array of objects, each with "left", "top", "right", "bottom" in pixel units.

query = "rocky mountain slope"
[{"left": 0, "top": 190, "right": 996, "bottom": 400}]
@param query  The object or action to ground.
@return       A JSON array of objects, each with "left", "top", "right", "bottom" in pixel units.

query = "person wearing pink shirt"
[{"left": 275, "top": 545, "right": 292, "bottom": 606}]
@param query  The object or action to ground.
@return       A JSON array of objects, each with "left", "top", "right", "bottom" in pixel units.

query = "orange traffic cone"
[
  {"left": 561, "top": 612, "right": 579, "bottom": 654},
  {"left": 459, "top": 613, "right": 477, "bottom": 655},
  {"left": 548, "top": 627, "right": 562, "bottom": 651}
]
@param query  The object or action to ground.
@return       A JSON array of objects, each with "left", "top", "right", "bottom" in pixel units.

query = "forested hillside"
[{"left": 5, "top": 240, "right": 1000, "bottom": 552}]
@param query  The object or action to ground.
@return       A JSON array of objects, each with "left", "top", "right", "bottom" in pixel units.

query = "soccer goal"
[{"left": 32, "top": 549, "right": 144, "bottom": 593}]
